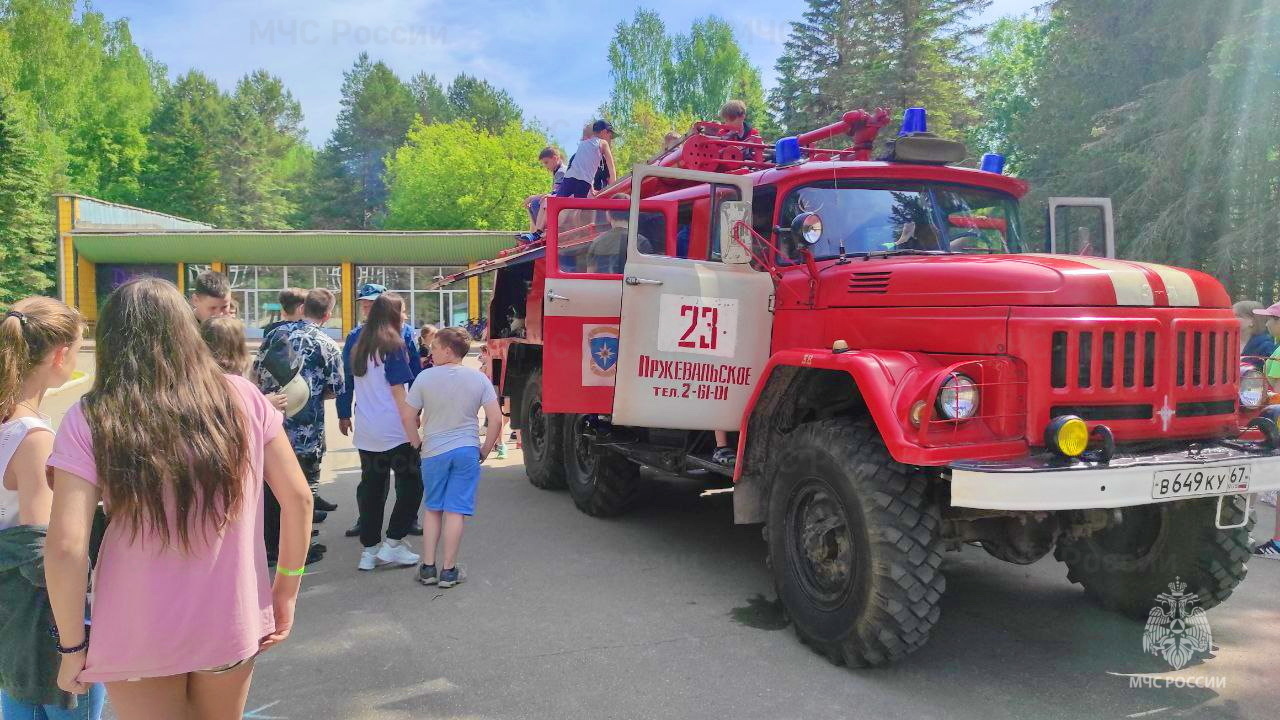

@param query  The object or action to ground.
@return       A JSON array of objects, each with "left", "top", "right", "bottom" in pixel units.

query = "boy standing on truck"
[
  {"left": 557, "top": 120, "right": 616, "bottom": 199},
  {"left": 407, "top": 327, "right": 504, "bottom": 588}
]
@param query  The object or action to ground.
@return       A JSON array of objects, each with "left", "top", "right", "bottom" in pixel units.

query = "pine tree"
[
  {"left": 409, "top": 72, "right": 451, "bottom": 124},
  {"left": 221, "top": 70, "right": 307, "bottom": 228},
  {"left": 771, "top": 0, "right": 988, "bottom": 136},
  {"left": 309, "top": 54, "right": 416, "bottom": 228},
  {"left": 0, "top": 84, "right": 53, "bottom": 304},
  {"left": 445, "top": 74, "right": 522, "bottom": 134},
  {"left": 137, "top": 71, "right": 229, "bottom": 224}
]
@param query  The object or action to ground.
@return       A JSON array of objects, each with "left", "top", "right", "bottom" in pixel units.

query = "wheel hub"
[{"left": 787, "top": 481, "right": 855, "bottom": 606}]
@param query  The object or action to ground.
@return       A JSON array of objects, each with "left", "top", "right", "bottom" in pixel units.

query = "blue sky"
[{"left": 101, "top": 0, "right": 1043, "bottom": 148}]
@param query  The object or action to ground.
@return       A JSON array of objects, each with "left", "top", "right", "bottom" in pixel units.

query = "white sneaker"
[
  {"left": 376, "top": 539, "right": 420, "bottom": 567},
  {"left": 358, "top": 545, "right": 380, "bottom": 571}
]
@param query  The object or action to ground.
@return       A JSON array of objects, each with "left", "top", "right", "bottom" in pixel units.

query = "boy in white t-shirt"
[{"left": 405, "top": 327, "right": 502, "bottom": 587}]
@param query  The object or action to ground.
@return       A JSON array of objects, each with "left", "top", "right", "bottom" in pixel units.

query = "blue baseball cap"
[{"left": 356, "top": 283, "right": 387, "bottom": 300}]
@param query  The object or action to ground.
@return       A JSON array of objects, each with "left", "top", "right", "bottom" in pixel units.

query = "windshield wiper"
[{"left": 854, "top": 249, "right": 947, "bottom": 259}]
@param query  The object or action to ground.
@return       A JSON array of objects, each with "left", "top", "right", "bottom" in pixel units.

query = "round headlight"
[
  {"left": 1240, "top": 367, "right": 1266, "bottom": 409},
  {"left": 1045, "top": 415, "right": 1089, "bottom": 458},
  {"left": 937, "top": 374, "right": 979, "bottom": 420},
  {"left": 790, "top": 212, "right": 823, "bottom": 245}
]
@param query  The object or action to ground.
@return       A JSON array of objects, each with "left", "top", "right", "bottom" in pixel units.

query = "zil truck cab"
[{"left": 442, "top": 108, "right": 1280, "bottom": 667}]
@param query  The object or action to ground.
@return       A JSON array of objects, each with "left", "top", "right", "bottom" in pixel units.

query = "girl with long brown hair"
[
  {"left": 43, "top": 278, "right": 314, "bottom": 719},
  {"left": 339, "top": 292, "right": 423, "bottom": 571},
  {"left": 0, "top": 297, "right": 104, "bottom": 719}
]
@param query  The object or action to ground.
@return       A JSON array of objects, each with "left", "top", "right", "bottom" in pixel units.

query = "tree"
[
  {"left": 605, "top": 9, "right": 672, "bottom": 129},
  {"left": 771, "top": 0, "right": 989, "bottom": 136},
  {"left": 409, "top": 71, "right": 451, "bottom": 124},
  {"left": 0, "top": 0, "right": 158, "bottom": 200},
  {"left": 969, "top": 16, "right": 1050, "bottom": 172},
  {"left": 384, "top": 119, "right": 550, "bottom": 231},
  {"left": 310, "top": 53, "right": 417, "bottom": 228},
  {"left": 611, "top": 99, "right": 698, "bottom": 174},
  {"left": 0, "top": 83, "right": 53, "bottom": 303},
  {"left": 220, "top": 70, "right": 308, "bottom": 228},
  {"left": 446, "top": 74, "right": 522, "bottom": 134},
  {"left": 137, "top": 71, "right": 230, "bottom": 224}
]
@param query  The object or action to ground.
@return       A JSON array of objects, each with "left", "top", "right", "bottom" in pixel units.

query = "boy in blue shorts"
[{"left": 406, "top": 327, "right": 502, "bottom": 587}]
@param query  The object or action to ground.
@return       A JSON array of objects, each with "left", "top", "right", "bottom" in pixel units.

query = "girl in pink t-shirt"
[{"left": 43, "top": 278, "right": 315, "bottom": 719}]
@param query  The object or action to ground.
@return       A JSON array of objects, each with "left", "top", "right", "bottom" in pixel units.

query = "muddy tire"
[
  {"left": 564, "top": 414, "right": 641, "bottom": 517},
  {"left": 520, "top": 370, "right": 565, "bottom": 490},
  {"left": 1054, "top": 496, "right": 1252, "bottom": 617},
  {"left": 766, "top": 416, "right": 944, "bottom": 668}
]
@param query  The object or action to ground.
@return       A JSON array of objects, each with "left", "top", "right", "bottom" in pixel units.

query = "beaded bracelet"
[{"left": 48, "top": 622, "right": 90, "bottom": 654}]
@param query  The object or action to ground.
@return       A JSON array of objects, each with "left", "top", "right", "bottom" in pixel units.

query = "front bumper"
[{"left": 950, "top": 442, "right": 1280, "bottom": 511}]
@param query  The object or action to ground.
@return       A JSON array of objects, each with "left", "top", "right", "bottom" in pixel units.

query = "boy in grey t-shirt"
[{"left": 405, "top": 327, "right": 502, "bottom": 588}]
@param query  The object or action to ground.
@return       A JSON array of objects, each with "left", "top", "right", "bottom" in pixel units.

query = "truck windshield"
[{"left": 777, "top": 181, "right": 1025, "bottom": 263}]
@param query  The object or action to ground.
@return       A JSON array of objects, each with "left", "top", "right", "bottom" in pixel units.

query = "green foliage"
[
  {"left": 220, "top": 70, "right": 308, "bottom": 228},
  {"left": 0, "top": 0, "right": 157, "bottom": 200},
  {"left": 771, "top": 0, "right": 989, "bottom": 137},
  {"left": 1001, "top": 0, "right": 1280, "bottom": 298},
  {"left": 384, "top": 119, "right": 549, "bottom": 231},
  {"left": 0, "top": 83, "right": 52, "bottom": 302},
  {"left": 445, "top": 74, "right": 522, "bottom": 134},
  {"left": 310, "top": 53, "right": 417, "bottom": 228},
  {"left": 605, "top": 10, "right": 773, "bottom": 171},
  {"left": 968, "top": 17, "right": 1049, "bottom": 172},
  {"left": 409, "top": 72, "right": 451, "bottom": 124},
  {"left": 137, "top": 71, "right": 229, "bottom": 224}
]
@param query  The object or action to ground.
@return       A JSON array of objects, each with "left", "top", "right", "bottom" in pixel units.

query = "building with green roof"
[{"left": 55, "top": 194, "right": 514, "bottom": 338}]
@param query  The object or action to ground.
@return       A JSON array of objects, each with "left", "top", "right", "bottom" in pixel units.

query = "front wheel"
[
  {"left": 563, "top": 414, "right": 641, "bottom": 517},
  {"left": 1054, "top": 496, "right": 1252, "bottom": 617},
  {"left": 766, "top": 416, "right": 944, "bottom": 667}
]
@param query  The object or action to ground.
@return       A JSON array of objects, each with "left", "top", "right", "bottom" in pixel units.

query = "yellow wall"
[
  {"left": 176, "top": 263, "right": 186, "bottom": 294},
  {"left": 468, "top": 264, "right": 480, "bottom": 319},
  {"left": 57, "top": 197, "right": 76, "bottom": 308},
  {"left": 340, "top": 262, "right": 355, "bottom": 336}
]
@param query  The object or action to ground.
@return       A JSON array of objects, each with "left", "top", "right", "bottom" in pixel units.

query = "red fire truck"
[{"left": 443, "top": 108, "right": 1280, "bottom": 667}]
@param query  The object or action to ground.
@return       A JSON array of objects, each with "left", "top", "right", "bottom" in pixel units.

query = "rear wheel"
[
  {"left": 766, "top": 416, "right": 944, "bottom": 667},
  {"left": 1054, "top": 496, "right": 1252, "bottom": 617},
  {"left": 564, "top": 414, "right": 641, "bottom": 517},
  {"left": 520, "top": 370, "right": 565, "bottom": 489}
]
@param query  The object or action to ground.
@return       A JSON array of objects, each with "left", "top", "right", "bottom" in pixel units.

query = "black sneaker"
[
  {"left": 438, "top": 565, "right": 466, "bottom": 588},
  {"left": 418, "top": 563, "right": 438, "bottom": 585},
  {"left": 408, "top": 522, "right": 423, "bottom": 537},
  {"left": 344, "top": 520, "right": 362, "bottom": 538},
  {"left": 313, "top": 509, "right": 328, "bottom": 524},
  {"left": 314, "top": 494, "right": 338, "bottom": 512},
  {"left": 711, "top": 447, "right": 736, "bottom": 467}
]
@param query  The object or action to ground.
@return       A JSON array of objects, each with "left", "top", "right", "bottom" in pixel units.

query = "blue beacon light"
[
  {"left": 899, "top": 107, "right": 927, "bottom": 136},
  {"left": 981, "top": 153, "right": 1006, "bottom": 174},
  {"left": 774, "top": 136, "right": 801, "bottom": 165}
]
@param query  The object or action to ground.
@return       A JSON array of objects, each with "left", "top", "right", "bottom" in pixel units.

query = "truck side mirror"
[{"left": 719, "top": 200, "right": 753, "bottom": 265}]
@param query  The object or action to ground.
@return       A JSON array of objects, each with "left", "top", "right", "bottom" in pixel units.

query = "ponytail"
[
  {"left": 0, "top": 314, "right": 29, "bottom": 422},
  {"left": 0, "top": 297, "right": 84, "bottom": 421}
]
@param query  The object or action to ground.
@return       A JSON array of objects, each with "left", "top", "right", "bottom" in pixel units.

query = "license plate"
[{"left": 1151, "top": 465, "right": 1250, "bottom": 499}]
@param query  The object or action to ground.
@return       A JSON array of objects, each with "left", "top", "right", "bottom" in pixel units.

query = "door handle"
[
  {"left": 625, "top": 276, "right": 664, "bottom": 286},
  {"left": 546, "top": 290, "right": 569, "bottom": 302}
]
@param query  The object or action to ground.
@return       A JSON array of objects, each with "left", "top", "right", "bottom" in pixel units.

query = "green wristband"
[{"left": 276, "top": 565, "right": 306, "bottom": 577}]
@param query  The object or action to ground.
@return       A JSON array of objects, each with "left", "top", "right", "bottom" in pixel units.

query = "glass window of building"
[
  {"left": 187, "top": 264, "right": 343, "bottom": 338},
  {"left": 356, "top": 265, "right": 468, "bottom": 329}
]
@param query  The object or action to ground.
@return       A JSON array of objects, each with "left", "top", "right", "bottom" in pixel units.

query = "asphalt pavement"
[{"left": 44, "top": 352, "right": 1280, "bottom": 720}]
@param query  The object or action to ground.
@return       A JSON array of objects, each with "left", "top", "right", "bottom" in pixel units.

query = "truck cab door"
[
  {"left": 612, "top": 165, "right": 775, "bottom": 431},
  {"left": 1047, "top": 197, "right": 1115, "bottom": 258},
  {"left": 541, "top": 196, "right": 676, "bottom": 415}
]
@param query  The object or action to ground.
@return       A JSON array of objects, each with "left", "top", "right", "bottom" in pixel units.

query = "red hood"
[{"left": 804, "top": 253, "right": 1230, "bottom": 310}]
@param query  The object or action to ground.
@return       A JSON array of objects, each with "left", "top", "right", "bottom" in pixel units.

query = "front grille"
[
  {"left": 1050, "top": 404, "right": 1154, "bottom": 421},
  {"left": 1176, "top": 329, "right": 1233, "bottom": 387},
  {"left": 847, "top": 271, "right": 892, "bottom": 294},
  {"left": 1176, "top": 400, "right": 1237, "bottom": 417},
  {"left": 1051, "top": 330, "right": 1157, "bottom": 390}
]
